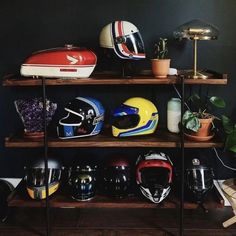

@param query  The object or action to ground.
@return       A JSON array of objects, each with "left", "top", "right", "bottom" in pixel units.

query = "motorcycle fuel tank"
[{"left": 20, "top": 45, "right": 97, "bottom": 79}]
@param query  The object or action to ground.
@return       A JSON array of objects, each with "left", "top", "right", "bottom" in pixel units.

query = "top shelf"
[{"left": 3, "top": 73, "right": 228, "bottom": 86}]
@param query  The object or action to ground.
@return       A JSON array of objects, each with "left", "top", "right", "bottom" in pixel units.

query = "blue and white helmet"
[{"left": 57, "top": 97, "right": 105, "bottom": 139}]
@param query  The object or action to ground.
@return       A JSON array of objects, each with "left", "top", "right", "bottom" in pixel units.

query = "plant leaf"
[
  {"left": 182, "top": 110, "right": 200, "bottom": 132},
  {"left": 225, "top": 132, "right": 236, "bottom": 153},
  {"left": 209, "top": 96, "right": 225, "bottom": 108},
  {"left": 230, "top": 145, "right": 236, "bottom": 153},
  {"left": 222, "top": 115, "right": 234, "bottom": 134}
]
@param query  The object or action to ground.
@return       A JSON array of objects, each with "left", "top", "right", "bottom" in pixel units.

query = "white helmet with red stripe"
[
  {"left": 136, "top": 151, "right": 173, "bottom": 203},
  {"left": 99, "top": 20, "right": 145, "bottom": 60}
]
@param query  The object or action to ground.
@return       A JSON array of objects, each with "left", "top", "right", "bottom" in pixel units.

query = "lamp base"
[{"left": 182, "top": 70, "right": 213, "bottom": 79}]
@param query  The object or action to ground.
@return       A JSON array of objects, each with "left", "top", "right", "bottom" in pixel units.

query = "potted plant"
[
  {"left": 151, "top": 38, "right": 170, "bottom": 78},
  {"left": 182, "top": 94, "right": 225, "bottom": 141}
]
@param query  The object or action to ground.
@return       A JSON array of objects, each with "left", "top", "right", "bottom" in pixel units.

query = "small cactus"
[{"left": 154, "top": 38, "right": 168, "bottom": 59}]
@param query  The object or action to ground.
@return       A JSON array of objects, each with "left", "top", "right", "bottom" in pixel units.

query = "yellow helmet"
[{"left": 112, "top": 97, "right": 159, "bottom": 137}]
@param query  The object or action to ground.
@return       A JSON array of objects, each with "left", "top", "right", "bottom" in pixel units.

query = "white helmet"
[
  {"left": 136, "top": 151, "right": 173, "bottom": 204},
  {"left": 99, "top": 20, "right": 145, "bottom": 60}
]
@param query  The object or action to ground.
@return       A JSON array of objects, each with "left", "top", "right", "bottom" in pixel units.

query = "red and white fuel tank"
[{"left": 20, "top": 45, "right": 97, "bottom": 78}]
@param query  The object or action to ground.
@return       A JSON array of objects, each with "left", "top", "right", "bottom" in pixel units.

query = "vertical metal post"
[
  {"left": 193, "top": 39, "right": 198, "bottom": 79},
  {"left": 180, "top": 75, "right": 185, "bottom": 236},
  {"left": 42, "top": 77, "right": 50, "bottom": 236}
]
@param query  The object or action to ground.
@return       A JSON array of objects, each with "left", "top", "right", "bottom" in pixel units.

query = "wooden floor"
[{"left": 1, "top": 207, "right": 236, "bottom": 236}]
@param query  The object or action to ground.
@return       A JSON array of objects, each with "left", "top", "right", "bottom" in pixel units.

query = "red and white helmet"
[
  {"left": 99, "top": 20, "right": 145, "bottom": 60},
  {"left": 136, "top": 151, "right": 173, "bottom": 203}
]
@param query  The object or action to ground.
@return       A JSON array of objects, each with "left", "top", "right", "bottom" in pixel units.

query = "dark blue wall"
[{"left": 0, "top": 0, "right": 236, "bottom": 178}]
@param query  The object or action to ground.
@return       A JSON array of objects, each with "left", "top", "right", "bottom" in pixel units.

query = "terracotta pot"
[
  {"left": 151, "top": 59, "right": 170, "bottom": 78},
  {"left": 190, "top": 116, "right": 213, "bottom": 137}
]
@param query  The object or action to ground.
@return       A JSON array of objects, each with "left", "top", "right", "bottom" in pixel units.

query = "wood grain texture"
[{"left": 3, "top": 74, "right": 228, "bottom": 86}]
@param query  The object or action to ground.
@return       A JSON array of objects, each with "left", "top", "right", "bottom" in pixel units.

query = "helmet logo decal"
[{"left": 67, "top": 55, "right": 78, "bottom": 64}]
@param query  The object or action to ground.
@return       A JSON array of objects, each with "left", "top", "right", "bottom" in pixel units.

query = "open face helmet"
[
  {"left": 185, "top": 158, "right": 214, "bottom": 203},
  {"left": 103, "top": 156, "right": 131, "bottom": 198},
  {"left": 68, "top": 164, "right": 97, "bottom": 201},
  {"left": 112, "top": 97, "right": 158, "bottom": 137},
  {"left": 57, "top": 97, "right": 105, "bottom": 139},
  {"left": 136, "top": 151, "right": 173, "bottom": 203},
  {"left": 25, "top": 158, "right": 61, "bottom": 200},
  {"left": 99, "top": 20, "right": 145, "bottom": 60}
]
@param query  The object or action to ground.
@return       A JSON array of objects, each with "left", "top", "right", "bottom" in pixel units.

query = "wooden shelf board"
[
  {"left": 3, "top": 74, "right": 228, "bottom": 86},
  {"left": 8, "top": 191, "right": 223, "bottom": 209},
  {"left": 5, "top": 130, "right": 224, "bottom": 148}
]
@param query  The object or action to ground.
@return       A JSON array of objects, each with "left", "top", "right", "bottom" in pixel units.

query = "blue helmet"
[{"left": 57, "top": 97, "right": 105, "bottom": 139}]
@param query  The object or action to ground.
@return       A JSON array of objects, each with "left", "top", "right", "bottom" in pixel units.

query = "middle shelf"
[{"left": 5, "top": 129, "right": 224, "bottom": 148}]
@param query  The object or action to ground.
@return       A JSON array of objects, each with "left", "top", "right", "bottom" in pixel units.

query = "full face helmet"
[
  {"left": 111, "top": 97, "right": 159, "bottom": 137},
  {"left": 25, "top": 158, "right": 61, "bottom": 200},
  {"left": 185, "top": 158, "right": 214, "bottom": 203},
  {"left": 136, "top": 151, "right": 173, "bottom": 203},
  {"left": 68, "top": 164, "right": 97, "bottom": 201},
  {"left": 99, "top": 20, "right": 145, "bottom": 60},
  {"left": 103, "top": 156, "right": 131, "bottom": 198},
  {"left": 57, "top": 97, "right": 105, "bottom": 139}
]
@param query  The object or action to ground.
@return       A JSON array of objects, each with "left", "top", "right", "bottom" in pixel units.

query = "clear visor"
[
  {"left": 186, "top": 168, "right": 213, "bottom": 191},
  {"left": 26, "top": 168, "right": 61, "bottom": 187},
  {"left": 118, "top": 32, "right": 145, "bottom": 54}
]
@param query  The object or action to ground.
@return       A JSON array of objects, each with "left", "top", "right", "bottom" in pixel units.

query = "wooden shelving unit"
[
  {"left": 3, "top": 73, "right": 228, "bottom": 86},
  {"left": 3, "top": 73, "right": 228, "bottom": 235}
]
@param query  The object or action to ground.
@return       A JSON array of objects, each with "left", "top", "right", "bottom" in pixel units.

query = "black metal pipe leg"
[
  {"left": 42, "top": 77, "right": 50, "bottom": 236},
  {"left": 180, "top": 75, "right": 185, "bottom": 236}
]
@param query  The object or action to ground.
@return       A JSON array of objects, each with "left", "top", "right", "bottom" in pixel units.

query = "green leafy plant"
[
  {"left": 222, "top": 115, "right": 236, "bottom": 153},
  {"left": 182, "top": 94, "right": 225, "bottom": 133},
  {"left": 154, "top": 38, "right": 168, "bottom": 59}
]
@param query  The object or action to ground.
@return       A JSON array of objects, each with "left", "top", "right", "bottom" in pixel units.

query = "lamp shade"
[{"left": 173, "top": 19, "right": 219, "bottom": 40}]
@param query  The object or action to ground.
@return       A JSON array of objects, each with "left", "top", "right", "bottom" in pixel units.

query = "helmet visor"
[
  {"left": 26, "top": 168, "right": 61, "bottom": 187},
  {"left": 186, "top": 167, "right": 213, "bottom": 191},
  {"left": 123, "top": 32, "right": 145, "bottom": 54},
  {"left": 141, "top": 167, "right": 170, "bottom": 188},
  {"left": 112, "top": 114, "right": 140, "bottom": 129}
]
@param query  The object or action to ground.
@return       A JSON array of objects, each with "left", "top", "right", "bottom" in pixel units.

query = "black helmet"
[
  {"left": 0, "top": 179, "right": 14, "bottom": 222},
  {"left": 25, "top": 158, "right": 62, "bottom": 200},
  {"left": 136, "top": 151, "right": 173, "bottom": 203},
  {"left": 185, "top": 158, "right": 214, "bottom": 203},
  {"left": 57, "top": 97, "right": 105, "bottom": 139},
  {"left": 68, "top": 164, "right": 97, "bottom": 201},
  {"left": 103, "top": 156, "right": 131, "bottom": 198}
]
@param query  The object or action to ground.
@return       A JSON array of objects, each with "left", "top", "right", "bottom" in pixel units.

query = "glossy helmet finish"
[
  {"left": 99, "top": 20, "right": 145, "bottom": 60},
  {"left": 185, "top": 158, "right": 214, "bottom": 203},
  {"left": 136, "top": 151, "right": 173, "bottom": 203},
  {"left": 25, "top": 158, "right": 61, "bottom": 200},
  {"left": 112, "top": 97, "right": 159, "bottom": 137},
  {"left": 57, "top": 97, "right": 105, "bottom": 139},
  {"left": 103, "top": 156, "right": 131, "bottom": 198},
  {"left": 68, "top": 165, "right": 97, "bottom": 201}
]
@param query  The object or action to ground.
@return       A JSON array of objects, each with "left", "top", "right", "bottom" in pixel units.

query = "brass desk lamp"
[{"left": 174, "top": 19, "right": 219, "bottom": 79}]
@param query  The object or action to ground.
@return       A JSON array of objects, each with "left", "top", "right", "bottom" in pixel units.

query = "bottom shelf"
[{"left": 8, "top": 181, "right": 224, "bottom": 210}]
